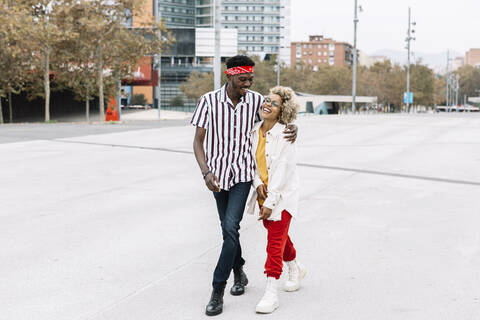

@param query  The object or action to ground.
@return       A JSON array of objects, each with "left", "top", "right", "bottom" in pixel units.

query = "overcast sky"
[{"left": 291, "top": 0, "right": 480, "bottom": 55}]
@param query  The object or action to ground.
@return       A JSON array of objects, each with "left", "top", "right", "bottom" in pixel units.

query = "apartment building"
[
  {"left": 194, "top": 0, "right": 291, "bottom": 65},
  {"left": 465, "top": 49, "right": 480, "bottom": 68},
  {"left": 291, "top": 35, "right": 354, "bottom": 68}
]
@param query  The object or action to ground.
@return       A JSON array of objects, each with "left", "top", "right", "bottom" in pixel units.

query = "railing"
[{"left": 162, "top": 105, "right": 196, "bottom": 112}]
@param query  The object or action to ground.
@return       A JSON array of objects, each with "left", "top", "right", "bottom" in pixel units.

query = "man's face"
[{"left": 228, "top": 73, "right": 254, "bottom": 97}]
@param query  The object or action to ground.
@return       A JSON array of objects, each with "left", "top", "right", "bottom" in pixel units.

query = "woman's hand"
[
  {"left": 258, "top": 206, "right": 273, "bottom": 220},
  {"left": 257, "top": 184, "right": 268, "bottom": 200}
]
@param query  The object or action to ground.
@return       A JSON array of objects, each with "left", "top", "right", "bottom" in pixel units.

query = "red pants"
[{"left": 262, "top": 210, "right": 296, "bottom": 279}]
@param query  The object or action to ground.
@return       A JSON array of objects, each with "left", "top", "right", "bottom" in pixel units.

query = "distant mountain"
[{"left": 369, "top": 49, "right": 463, "bottom": 71}]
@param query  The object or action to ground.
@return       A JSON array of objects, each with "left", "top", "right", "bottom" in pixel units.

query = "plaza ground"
[{"left": 1, "top": 113, "right": 479, "bottom": 320}]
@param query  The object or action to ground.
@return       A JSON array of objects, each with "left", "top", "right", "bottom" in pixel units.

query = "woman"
[{"left": 246, "top": 86, "right": 306, "bottom": 314}]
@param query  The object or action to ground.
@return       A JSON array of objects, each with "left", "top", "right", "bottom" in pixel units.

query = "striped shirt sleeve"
[
  {"left": 255, "top": 94, "right": 264, "bottom": 123},
  {"left": 191, "top": 96, "right": 209, "bottom": 128}
]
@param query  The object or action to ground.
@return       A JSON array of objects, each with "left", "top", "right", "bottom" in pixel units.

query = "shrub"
[{"left": 130, "top": 94, "right": 147, "bottom": 106}]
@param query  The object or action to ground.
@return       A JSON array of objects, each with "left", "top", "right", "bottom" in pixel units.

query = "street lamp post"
[
  {"left": 154, "top": 4, "right": 162, "bottom": 119},
  {"left": 446, "top": 50, "right": 451, "bottom": 111},
  {"left": 455, "top": 74, "right": 459, "bottom": 107},
  {"left": 214, "top": 0, "right": 221, "bottom": 90},
  {"left": 277, "top": 56, "right": 280, "bottom": 86},
  {"left": 405, "top": 7, "right": 415, "bottom": 113},
  {"left": 277, "top": 43, "right": 285, "bottom": 86},
  {"left": 351, "top": 0, "right": 359, "bottom": 113}
]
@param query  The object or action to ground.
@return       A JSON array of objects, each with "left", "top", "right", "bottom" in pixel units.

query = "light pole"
[
  {"left": 277, "top": 56, "right": 281, "bottom": 86},
  {"left": 455, "top": 74, "right": 459, "bottom": 107},
  {"left": 277, "top": 44, "right": 285, "bottom": 86},
  {"left": 351, "top": 0, "right": 360, "bottom": 113},
  {"left": 154, "top": 4, "right": 162, "bottom": 119},
  {"left": 214, "top": 0, "right": 221, "bottom": 90},
  {"left": 445, "top": 51, "right": 452, "bottom": 111},
  {"left": 405, "top": 7, "right": 415, "bottom": 113}
]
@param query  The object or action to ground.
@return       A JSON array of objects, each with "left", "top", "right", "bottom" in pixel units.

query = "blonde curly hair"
[{"left": 269, "top": 86, "right": 299, "bottom": 125}]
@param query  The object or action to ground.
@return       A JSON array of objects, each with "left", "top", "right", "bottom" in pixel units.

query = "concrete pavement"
[{"left": 1, "top": 114, "right": 480, "bottom": 320}]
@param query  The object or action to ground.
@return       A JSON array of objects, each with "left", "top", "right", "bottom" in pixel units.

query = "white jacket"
[{"left": 245, "top": 121, "right": 299, "bottom": 221}]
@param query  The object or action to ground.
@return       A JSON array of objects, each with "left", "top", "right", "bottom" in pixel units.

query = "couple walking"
[{"left": 192, "top": 55, "right": 306, "bottom": 316}]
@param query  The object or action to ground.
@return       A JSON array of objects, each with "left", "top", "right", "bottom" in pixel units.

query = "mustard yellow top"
[{"left": 255, "top": 127, "right": 269, "bottom": 205}]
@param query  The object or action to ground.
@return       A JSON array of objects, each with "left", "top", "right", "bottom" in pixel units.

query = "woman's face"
[{"left": 261, "top": 93, "right": 282, "bottom": 121}]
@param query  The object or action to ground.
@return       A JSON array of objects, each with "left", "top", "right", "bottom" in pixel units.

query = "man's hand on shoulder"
[{"left": 283, "top": 123, "right": 298, "bottom": 143}]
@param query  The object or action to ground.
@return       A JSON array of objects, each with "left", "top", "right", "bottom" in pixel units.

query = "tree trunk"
[
  {"left": 44, "top": 49, "right": 51, "bottom": 122},
  {"left": 115, "top": 72, "right": 121, "bottom": 121},
  {"left": 0, "top": 97, "right": 4, "bottom": 124},
  {"left": 86, "top": 88, "right": 90, "bottom": 122},
  {"left": 97, "top": 45, "right": 105, "bottom": 121},
  {"left": 8, "top": 92, "right": 13, "bottom": 123}
]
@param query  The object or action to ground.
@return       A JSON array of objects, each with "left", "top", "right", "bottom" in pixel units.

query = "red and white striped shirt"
[{"left": 191, "top": 84, "right": 263, "bottom": 191}]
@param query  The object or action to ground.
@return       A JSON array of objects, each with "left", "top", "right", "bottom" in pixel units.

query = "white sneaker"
[
  {"left": 255, "top": 277, "right": 279, "bottom": 313},
  {"left": 284, "top": 259, "right": 306, "bottom": 292}
]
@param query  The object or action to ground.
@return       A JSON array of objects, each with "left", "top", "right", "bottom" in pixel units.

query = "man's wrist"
[{"left": 202, "top": 170, "right": 212, "bottom": 179}]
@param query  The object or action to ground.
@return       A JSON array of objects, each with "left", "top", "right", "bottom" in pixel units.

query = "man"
[{"left": 192, "top": 55, "right": 296, "bottom": 316}]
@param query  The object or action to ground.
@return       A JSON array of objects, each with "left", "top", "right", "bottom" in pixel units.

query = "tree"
[
  {"left": 0, "top": 1, "right": 35, "bottom": 123},
  {"left": 456, "top": 65, "right": 480, "bottom": 99},
  {"left": 179, "top": 55, "right": 439, "bottom": 112},
  {"left": 19, "top": 0, "right": 78, "bottom": 122},
  {"left": 410, "top": 61, "right": 435, "bottom": 106},
  {"left": 69, "top": 0, "right": 169, "bottom": 121},
  {"left": 180, "top": 72, "right": 215, "bottom": 100},
  {"left": 433, "top": 76, "right": 446, "bottom": 106}
]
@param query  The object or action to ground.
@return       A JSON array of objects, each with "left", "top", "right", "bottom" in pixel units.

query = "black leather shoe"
[
  {"left": 205, "top": 287, "right": 225, "bottom": 316},
  {"left": 230, "top": 267, "right": 248, "bottom": 296}
]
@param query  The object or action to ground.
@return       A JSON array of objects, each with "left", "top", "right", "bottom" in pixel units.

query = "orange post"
[{"left": 105, "top": 97, "right": 119, "bottom": 121}]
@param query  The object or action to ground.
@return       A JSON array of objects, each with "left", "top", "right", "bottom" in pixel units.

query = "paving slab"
[{"left": 1, "top": 114, "right": 480, "bottom": 320}]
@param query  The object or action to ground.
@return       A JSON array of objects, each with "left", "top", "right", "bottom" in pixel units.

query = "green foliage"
[
  {"left": 180, "top": 56, "right": 439, "bottom": 108},
  {"left": 180, "top": 72, "right": 215, "bottom": 100},
  {"left": 455, "top": 65, "right": 480, "bottom": 98},
  {"left": 170, "top": 95, "right": 184, "bottom": 107},
  {"left": 131, "top": 94, "right": 147, "bottom": 106}
]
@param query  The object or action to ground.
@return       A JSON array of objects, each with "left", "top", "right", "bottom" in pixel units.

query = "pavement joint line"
[
  {"left": 53, "top": 139, "right": 192, "bottom": 155},
  {"left": 297, "top": 163, "right": 480, "bottom": 186},
  {"left": 55, "top": 139, "right": 480, "bottom": 187},
  {"left": 80, "top": 219, "right": 259, "bottom": 320}
]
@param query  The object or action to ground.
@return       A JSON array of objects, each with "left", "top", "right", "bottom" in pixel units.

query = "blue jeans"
[{"left": 212, "top": 181, "right": 252, "bottom": 289}]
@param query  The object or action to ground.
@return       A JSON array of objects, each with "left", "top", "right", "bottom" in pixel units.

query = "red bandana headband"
[{"left": 224, "top": 66, "right": 254, "bottom": 75}]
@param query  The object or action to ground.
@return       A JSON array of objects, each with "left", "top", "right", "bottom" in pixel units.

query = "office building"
[{"left": 131, "top": 0, "right": 291, "bottom": 107}]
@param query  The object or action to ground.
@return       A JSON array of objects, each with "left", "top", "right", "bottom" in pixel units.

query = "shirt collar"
[
  {"left": 252, "top": 121, "right": 285, "bottom": 136},
  {"left": 221, "top": 84, "right": 247, "bottom": 104}
]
